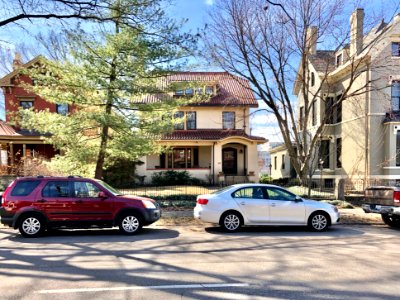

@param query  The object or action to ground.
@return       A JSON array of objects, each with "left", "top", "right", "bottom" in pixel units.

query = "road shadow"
[
  {"left": 204, "top": 224, "right": 365, "bottom": 237},
  {"left": 5, "top": 227, "right": 179, "bottom": 244}
]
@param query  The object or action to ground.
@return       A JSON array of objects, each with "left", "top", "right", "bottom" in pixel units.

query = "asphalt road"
[{"left": 0, "top": 223, "right": 399, "bottom": 300}]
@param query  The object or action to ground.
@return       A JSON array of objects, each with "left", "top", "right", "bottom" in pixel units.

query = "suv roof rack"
[{"left": 68, "top": 175, "right": 83, "bottom": 178}]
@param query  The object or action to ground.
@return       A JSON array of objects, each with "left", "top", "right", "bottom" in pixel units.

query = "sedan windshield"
[{"left": 95, "top": 180, "right": 123, "bottom": 196}]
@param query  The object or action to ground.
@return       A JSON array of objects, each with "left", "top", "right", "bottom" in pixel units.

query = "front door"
[{"left": 222, "top": 148, "right": 237, "bottom": 175}]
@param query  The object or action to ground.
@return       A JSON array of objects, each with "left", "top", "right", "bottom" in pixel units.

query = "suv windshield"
[{"left": 95, "top": 180, "right": 123, "bottom": 196}]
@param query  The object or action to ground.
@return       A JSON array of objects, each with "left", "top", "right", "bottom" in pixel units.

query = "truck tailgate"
[{"left": 364, "top": 186, "right": 397, "bottom": 206}]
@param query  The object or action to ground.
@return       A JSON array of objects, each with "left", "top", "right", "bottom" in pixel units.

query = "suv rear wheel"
[
  {"left": 119, "top": 213, "right": 143, "bottom": 235},
  {"left": 19, "top": 214, "right": 45, "bottom": 238}
]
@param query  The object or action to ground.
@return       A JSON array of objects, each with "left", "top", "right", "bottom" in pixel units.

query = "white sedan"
[{"left": 194, "top": 184, "right": 340, "bottom": 232}]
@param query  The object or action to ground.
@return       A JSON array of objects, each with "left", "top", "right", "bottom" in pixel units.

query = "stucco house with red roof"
[
  {"left": 0, "top": 55, "right": 265, "bottom": 180},
  {"left": 136, "top": 72, "right": 266, "bottom": 184}
]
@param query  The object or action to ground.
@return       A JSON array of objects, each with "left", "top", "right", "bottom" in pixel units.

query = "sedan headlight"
[{"left": 142, "top": 200, "right": 157, "bottom": 209}]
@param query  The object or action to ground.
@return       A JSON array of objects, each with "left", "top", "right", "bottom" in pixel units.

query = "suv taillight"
[
  {"left": 394, "top": 191, "right": 400, "bottom": 204},
  {"left": 197, "top": 198, "right": 208, "bottom": 205},
  {"left": 1, "top": 181, "right": 15, "bottom": 206}
]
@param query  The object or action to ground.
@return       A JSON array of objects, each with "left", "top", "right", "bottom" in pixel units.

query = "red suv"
[{"left": 0, "top": 176, "right": 161, "bottom": 237}]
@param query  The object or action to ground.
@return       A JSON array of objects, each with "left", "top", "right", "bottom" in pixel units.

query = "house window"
[
  {"left": 174, "top": 111, "right": 184, "bottom": 130},
  {"left": 311, "top": 72, "right": 315, "bottom": 87},
  {"left": 397, "top": 131, "right": 400, "bottom": 166},
  {"left": 336, "top": 53, "right": 342, "bottom": 66},
  {"left": 392, "top": 42, "right": 400, "bottom": 57},
  {"left": 19, "top": 100, "right": 34, "bottom": 109},
  {"left": 185, "top": 88, "right": 194, "bottom": 96},
  {"left": 56, "top": 104, "right": 69, "bottom": 115},
  {"left": 281, "top": 154, "right": 285, "bottom": 169},
  {"left": 325, "top": 97, "right": 334, "bottom": 124},
  {"left": 186, "top": 111, "right": 196, "bottom": 130},
  {"left": 312, "top": 100, "right": 317, "bottom": 126},
  {"left": 223, "top": 112, "right": 235, "bottom": 129},
  {"left": 392, "top": 81, "right": 400, "bottom": 111},
  {"left": 274, "top": 156, "right": 277, "bottom": 170},
  {"left": 175, "top": 89, "right": 184, "bottom": 96},
  {"left": 299, "top": 106, "right": 304, "bottom": 130},
  {"left": 336, "top": 94, "right": 342, "bottom": 123},
  {"left": 336, "top": 138, "right": 342, "bottom": 168},
  {"left": 161, "top": 147, "right": 197, "bottom": 169},
  {"left": 205, "top": 86, "right": 214, "bottom": 95},
  {"left": 319, "top": 140, "right": 330, "bottom": 169},
  {"left": 195, "top": 87, "right": 203, "bottom": 94}
]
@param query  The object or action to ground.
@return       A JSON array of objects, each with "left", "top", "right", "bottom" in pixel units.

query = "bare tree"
[{"left": 204, "top": 0, "right": 399, "bottom": 187}]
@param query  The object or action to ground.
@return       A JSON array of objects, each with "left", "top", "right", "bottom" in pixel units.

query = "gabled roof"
[
  {"left": 309, "top": 51, "right": 336, "bottom": 73},
  {"left": 141, "top": 72, "right": 258, "bottom": 107},
  {"left": 0, "top": 55, "right": 44, "bottom": 87},
  {"left": 161, "top": 129, "right": 266, "bottom": 142}
]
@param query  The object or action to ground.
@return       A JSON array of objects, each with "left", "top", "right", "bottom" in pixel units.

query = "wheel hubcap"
[
  {"left": 122, "top": 216, "right": 139, "bottom": 233},
  {"left": 224, "top": 214, "right": 240, "bottom": 231},
  {"left": 312, "top": 215, "right": 327, "bottom": 230},
  {"left": 22, "top": 217, "right": 41, "bottom": 235}
]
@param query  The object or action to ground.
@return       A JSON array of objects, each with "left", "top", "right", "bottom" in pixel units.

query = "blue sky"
[{"left": 1, "top": 0, "right": 399, "bottom": 142}]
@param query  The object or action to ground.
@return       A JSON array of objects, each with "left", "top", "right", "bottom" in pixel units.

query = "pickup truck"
[{"left": 362, "top": 186, "right": 400, "bottom": 227}]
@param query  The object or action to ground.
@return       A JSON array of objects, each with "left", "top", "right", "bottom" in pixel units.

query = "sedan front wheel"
[{"left": 308, "top": 212, "right": 329, "bottom": 231}]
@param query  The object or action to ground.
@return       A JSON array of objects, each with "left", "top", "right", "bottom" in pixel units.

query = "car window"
[
  {"left": 10, "top": 180, "right": 40, "bottom": 196},
  {"left": 42, "top": 181, "right": 70, "bottom": 197},
  {"left": 266, "top": 187, "right": 296, "bottom": 201},
  {"left": 232, "top": 187, "right": 266, "bottom": 199},
  {"left": 73, "top": 181, "right": 101, "bottom": 198}
]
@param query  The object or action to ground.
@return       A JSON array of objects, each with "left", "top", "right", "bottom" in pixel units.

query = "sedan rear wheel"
[
  {"left": 309, "top": 212, "right": 329, "bottom": 231},
  {"left": 221, "top": 212, "right": 242, "bottom": 232}
]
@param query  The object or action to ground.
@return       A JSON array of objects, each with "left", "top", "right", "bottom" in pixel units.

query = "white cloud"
[{"left": 204, "top": 0, "right": 214, "bottom": 5}]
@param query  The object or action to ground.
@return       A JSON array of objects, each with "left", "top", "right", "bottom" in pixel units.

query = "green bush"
[
  {"left": 259, "top": 174, "right": 272, "bottom": 184},
  {"left": 151, "top": 170, "right": 205, "bottom": 186}
]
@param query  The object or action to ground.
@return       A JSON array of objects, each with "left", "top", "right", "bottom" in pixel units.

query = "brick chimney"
[
  {"left": 12, "top": 52, "right": 22, "bottom": 70},
  {"left": 306, "top": 26, "right": 318, "bottom": 55},
  {"left": 349, "top": 8, "right": 364, "bottom": 57}
]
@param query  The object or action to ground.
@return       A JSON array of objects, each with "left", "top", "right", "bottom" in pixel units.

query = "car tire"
[
  {"left": 381, "top": 214, "right": 400, "bottom": 228},
  {"left": 118, "top": 213, "right": 143, "bottom": 235},
  {"left": 308, "top": 212, "right": 329, "bottom": 231},
  {"left": 18, "top": 214, "right": 46, "bottom": 238},
  {"left": 221, "top": 212, "right": 242, "bottom": 232}
]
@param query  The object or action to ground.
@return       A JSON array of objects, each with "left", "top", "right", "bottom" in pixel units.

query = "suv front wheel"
[
  {"left": 118, "top": 213, "right": 143, "bottom": 235},
  {"left": 19, "top": 214, "right": 45, "bottom": 238}
]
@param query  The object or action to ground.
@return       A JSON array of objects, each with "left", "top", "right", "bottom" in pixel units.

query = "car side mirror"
[
  {"left": 98, "top": 191, "right": 107, "bottom": 199},
  {"left": 294, "top": 196, "right": 303, "bottom": 202}
]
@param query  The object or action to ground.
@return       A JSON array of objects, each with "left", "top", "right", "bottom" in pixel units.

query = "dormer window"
[
  {"left": 205, "top": 86, "right": 214, "bottom": 95},
  {"left": 336, "top": 53, "right": 343, "bottom": 67},
  {"left": 392, "top": 42, "right": 400, "bottom": 57},
  {"left": 185, "top": 88, "right": 194, "bottom": 96}
]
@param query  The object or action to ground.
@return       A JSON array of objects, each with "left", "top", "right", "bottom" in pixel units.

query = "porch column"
[
  {"left": 214, "top": 143, "right": 223, "bottom": 183},
  {"left": 9, "top": 142, "right": 14, "bottom": 166},
  {"left": 23, "top": 144, "right": 26, "bottom": 158}
]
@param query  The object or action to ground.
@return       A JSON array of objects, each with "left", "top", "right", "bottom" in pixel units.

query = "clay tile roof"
[
  {"left": 142, "top": 72, "right": 258, "bottom": 107},
  {"left": 161, "top": 129, "right": 266, "bottom": 142},
  {"left": 309, "top": 51, "right": 336, "bottom": 73},
  {"left": 0, "top": 121, "right": 44, "bottom": 137}
]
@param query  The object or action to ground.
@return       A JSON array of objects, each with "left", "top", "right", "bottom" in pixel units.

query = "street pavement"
[{"left": 0, "top": 223, "right": 399, "bottom": 300}]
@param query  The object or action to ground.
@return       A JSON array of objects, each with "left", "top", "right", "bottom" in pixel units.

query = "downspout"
[
  {"left": 364, "top": 68, "right": 370, "bottom": 188},
  {"left": 212, "top": 142, "right": 215, "bottom": 185}
]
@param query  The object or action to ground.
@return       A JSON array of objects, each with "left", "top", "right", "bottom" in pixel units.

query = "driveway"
[{"left": 0, "top": 223, "right": 399, "bottom": 299}]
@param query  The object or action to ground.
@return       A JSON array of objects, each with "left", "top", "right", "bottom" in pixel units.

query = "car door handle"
[
  {"left": 271, "top": 203, "right": 276, "bottom": 207},
  {"left": 37, "top": 199, "right": 47, "bottom": 203},
  {"left": 240, "top": 202, "right": 246, "bottom": 205}
]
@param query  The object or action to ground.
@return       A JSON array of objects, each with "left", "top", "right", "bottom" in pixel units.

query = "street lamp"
[{"left": 319, "top": 159, "right": 324, "bottom": 191}]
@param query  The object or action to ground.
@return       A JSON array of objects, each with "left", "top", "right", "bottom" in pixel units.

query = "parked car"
[
  {"left": 362, "top": 186, "right": 400, "bottom": 227},
  {"left": 0, "top": 176, "right": 161, "bottom": 237},
  {"left": 194, "top": 184, "right": 340, "bottom": 232}
]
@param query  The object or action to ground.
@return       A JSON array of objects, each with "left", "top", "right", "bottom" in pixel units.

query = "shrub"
[
  {"left": 151, "top": 170, "right": 205, "bottom": 186},
  {"left": 259, "top": 174, "right": 272, "bottom": 184}
]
